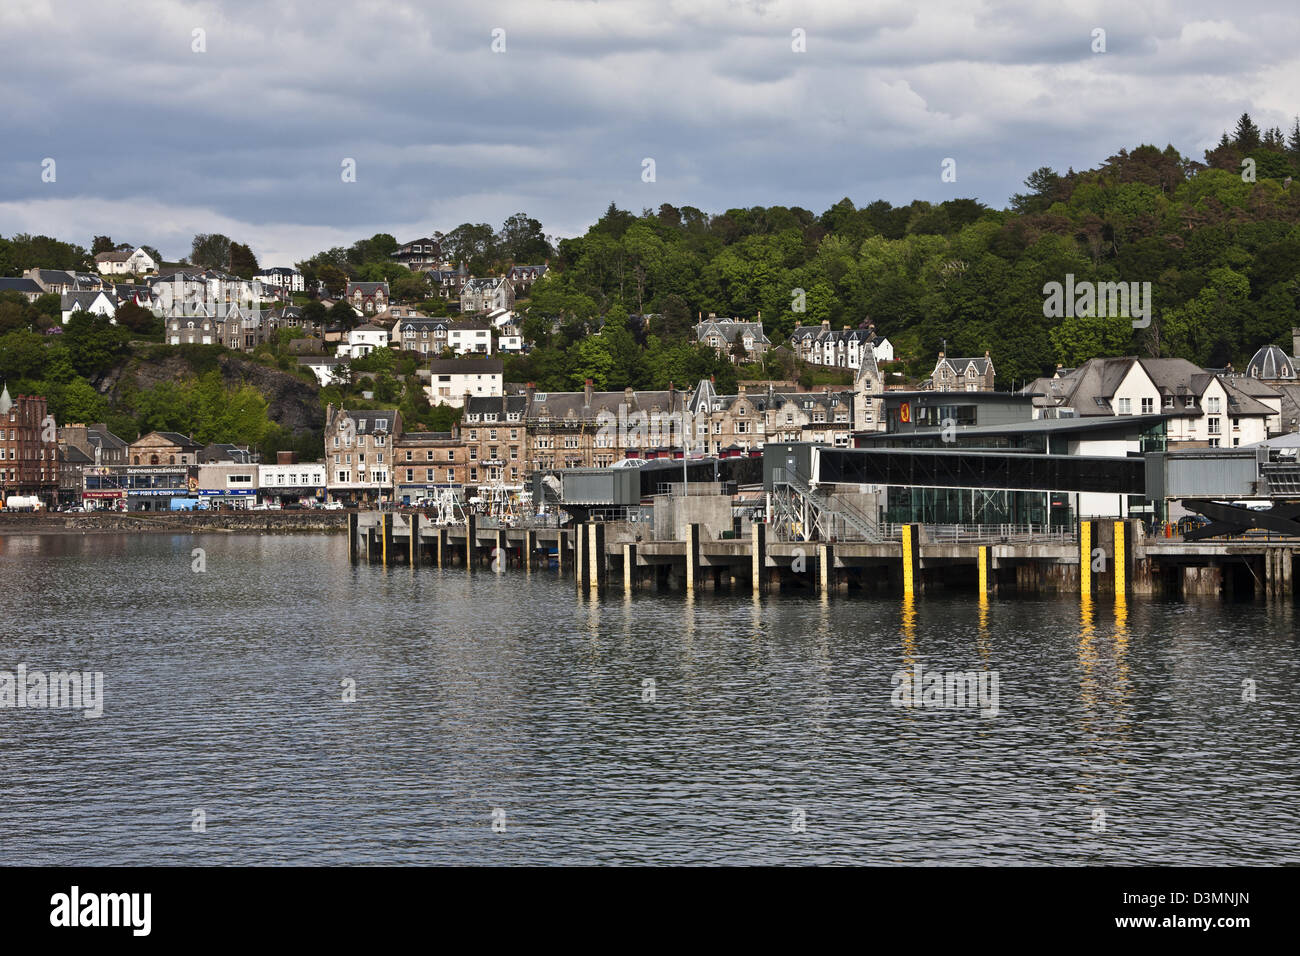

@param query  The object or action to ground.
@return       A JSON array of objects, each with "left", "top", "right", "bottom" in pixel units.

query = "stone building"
[
  {"left": 930, "top": 351, "right": 996, "bottom": 391},
  {"left": 393, "top": 430, "right": 471, "bottom": 503},
  {"left": 324, "top": 406, "right": 402, "bottom": 505},
  {"left": 0, "top": 387, "right": 59, "bottom": 504},
  {"left": 695, "top": 316, "right": 771, "bottom": 364},
  {"left": 462, "top": 394, "right": 528, "bottom": 484}
]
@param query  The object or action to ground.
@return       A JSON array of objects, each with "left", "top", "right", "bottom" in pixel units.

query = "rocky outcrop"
[{"left": 96, "top": 349, "right": 324, "bottom": 435}]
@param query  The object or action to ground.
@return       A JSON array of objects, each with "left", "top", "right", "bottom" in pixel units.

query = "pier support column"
[
  {"left": 751, "top": 522, "right": 766, "bottom": 595},
  {"left": 1113, "top": 520, "right": 1127, "bottom": 597},
  {"left": 623, "top": 543, "right": 636, "bottom": 591},
  {"left": 525, "top": 530, "right": 535, "bottom": 574},
  {"left": 1079, "top": 520, "right": 1094, "bottom": 595},
  {"left": 587, "top": 522, "right": 606, "bottom": 590},
  {"left": 495, "top": 529, "right": 508, "bottom": 573},
  {"left": 435, "top": 527, "right": 445, "bottom": 568},
  {"left": 381, "top": 512, "right": 391, "bottom": 567},
  {"left": 465, "top": 514, "right": 476, "bottom": 568},
  {"left": 409, "top": 512, "right": 420, "bottom": 567},
  {"left": 558, "top": 530, "right": 571, "bottom": 576},
  {"left": 818, "top": 543, "right": 834, "bottom": 595},
  {"left": 978, "top": 545, "right": 993, "bottom": 596},
  {"left": 685, "top": 522, "right": 700, "bottom": 592},
  {"left": 348, "top": 512, "right": 358, "bottom": 563},
  {"left": 901, "top": 524, "right": 920, "bottom": 597},
  {"left": 575, "top": 523, "right": 585, "bottom": 588}
]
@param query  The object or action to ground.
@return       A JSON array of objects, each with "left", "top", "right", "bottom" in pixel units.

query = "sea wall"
[{"left": 0, "top": 511, "right": 350, "bottom": 534}]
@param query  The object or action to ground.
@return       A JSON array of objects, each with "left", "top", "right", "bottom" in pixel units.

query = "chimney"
[
  {"left": 738, "top": 383, "right": 746, "bottom": 396},
  {"left": 584, "top": 378, "right": 593, "bottom": 405},
  {"left": 821, "top": 319, "right": 830, "bottom": 330},
  {"left": 843, "top": 325, "right": 850, "bottom": 331},
  {"left": 277, "top": 450, "right": 298, "bottom": 465},
  {"left": 463, "top": 389, "right": 471, "bottom": 408},
  {"left": 526, "top": 381, "right": 535, "bottom": 403},
  {"left": 624, "top": 386, "right": 634, "bottom": 405}
]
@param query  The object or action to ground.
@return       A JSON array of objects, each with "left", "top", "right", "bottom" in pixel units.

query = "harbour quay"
[{"left": 348, "top": 434, "right": 1300, "bottom": 600}]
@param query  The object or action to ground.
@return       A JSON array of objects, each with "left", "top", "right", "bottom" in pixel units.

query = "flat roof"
[
  {"left": 882, "top": 391, "right": 1043, "bottom": 401},
  {"left": 857, "top": 413, "right": 1168, "bottom": 441}
]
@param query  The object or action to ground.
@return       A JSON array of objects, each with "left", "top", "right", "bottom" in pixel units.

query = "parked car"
[{"left": 322, "top": 501, "right": 344, "bottom": 511}]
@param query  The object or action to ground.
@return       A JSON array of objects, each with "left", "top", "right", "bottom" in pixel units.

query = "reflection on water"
[{"left": 2, "top": 532, "right": 1299, "bottom": 865}]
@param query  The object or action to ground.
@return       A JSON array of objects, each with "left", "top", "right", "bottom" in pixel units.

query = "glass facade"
[{"left": 885, "top": 487, "right": 1076, "bottom": 527}]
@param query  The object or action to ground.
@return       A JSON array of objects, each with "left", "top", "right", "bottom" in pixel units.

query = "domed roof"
[{"left": 1246, "top": 344, "right": 1296, "bottom": 381}]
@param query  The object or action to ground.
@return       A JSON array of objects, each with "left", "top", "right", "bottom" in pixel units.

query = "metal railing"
[
  {"left": 921, "top": 523, "right": 1077, "bottom": 544},
  {"left": 772, "top": 467, "right": 883, "bottom": 542}
]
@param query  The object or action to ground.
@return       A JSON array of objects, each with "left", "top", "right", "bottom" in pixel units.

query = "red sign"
[
  {"left": 899, "top": 402, "right": 911, "bottom": 423},
  {"left": 83, "top": 491, "right": 126, "bottom": 499}
]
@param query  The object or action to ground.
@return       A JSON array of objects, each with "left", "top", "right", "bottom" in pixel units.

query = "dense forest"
[
  {"left": 511, "top": 112, "right": 1300, "bottom": 389},
  {"left": 3, "top": 112, "right": 1300, "bottom": 448}
]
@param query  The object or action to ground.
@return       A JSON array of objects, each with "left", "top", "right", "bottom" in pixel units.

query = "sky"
[{"left": 1, "top": 0, "right": 1297, "bottom": 267}]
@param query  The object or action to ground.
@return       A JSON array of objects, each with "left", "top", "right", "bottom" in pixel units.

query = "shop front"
[{"left": 197, "top": 488, "right": 258, "bottom": 510}]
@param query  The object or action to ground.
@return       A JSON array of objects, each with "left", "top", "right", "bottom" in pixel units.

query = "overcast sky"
[{"left": 2, "top": 0, "right": 1296, "bottom": 266}]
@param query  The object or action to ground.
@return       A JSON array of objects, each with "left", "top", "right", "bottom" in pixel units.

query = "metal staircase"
[{"left": 771, "top": 468, "right": 882, "bottom": 542}]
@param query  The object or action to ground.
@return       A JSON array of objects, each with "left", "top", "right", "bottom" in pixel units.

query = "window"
[
  {"left": 1208, "top": 417, "right": 1220, "bottom": 435},
  {"left": 1140, "top": 398, "right": 1153, "bottom": 414},
  {"left": 1164, "top": 396, "right": 1174, "bottom": 409},
  {"left": 1232, "top": 418, "right": 1240, "bottom": 431},
  {"left": 1185, "top": 396, "right": 1194, "bottom": 408},
  {"left": 426, "top": 469, "right": 434, "bottom": 481},
  {"left": 406, "top": 469, "right": 413, "bottom": 481},
  {"left": 1208, "top": 397, "right": 1221, "bottom": 414},
  {"left": 446, "top": 469, "right": 455, "bottom": 481},
  {"left": 1117, "top": 398, "right": 1131, "bottom": 415}
]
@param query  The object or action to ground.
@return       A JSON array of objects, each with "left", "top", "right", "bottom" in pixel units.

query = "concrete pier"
[{"left": 345, "top": 513, "right": 1300, "bottom": 602}]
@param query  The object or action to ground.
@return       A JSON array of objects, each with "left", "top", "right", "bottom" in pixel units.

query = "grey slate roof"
[
  {"left": 428, "top": 357, "right": 503, "bottom": 374},
  {"left": 0, "top": 277, "right": 43, "bottom": 295}
]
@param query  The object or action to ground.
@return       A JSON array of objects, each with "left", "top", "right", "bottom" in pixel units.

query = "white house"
[
  {"left": 61, "top": 290, "right": 118, "bottom": 325},
  {"left": 1028, "top": 357, "right": 1273, "bottom": 449},
  {"left": 423, "top": 357, "right": 503, "bottom": 408},
  {"left": 257, "top": 461, "right": 327, "bottom": 505},
  {"left": 254, "top": 267, "right": 304, "bottom": 293},
  {"left": 336, "top": 323, "right": 390, "bottom": 359},
  {"left": 447, "top": 321, "right": 492, "bottom": 355},
  {"left": 298, "top": 357, "right": 349, "bottom": 387},
  {"left": 94, "top": 247, "right": 158, "bottom": 276}
]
